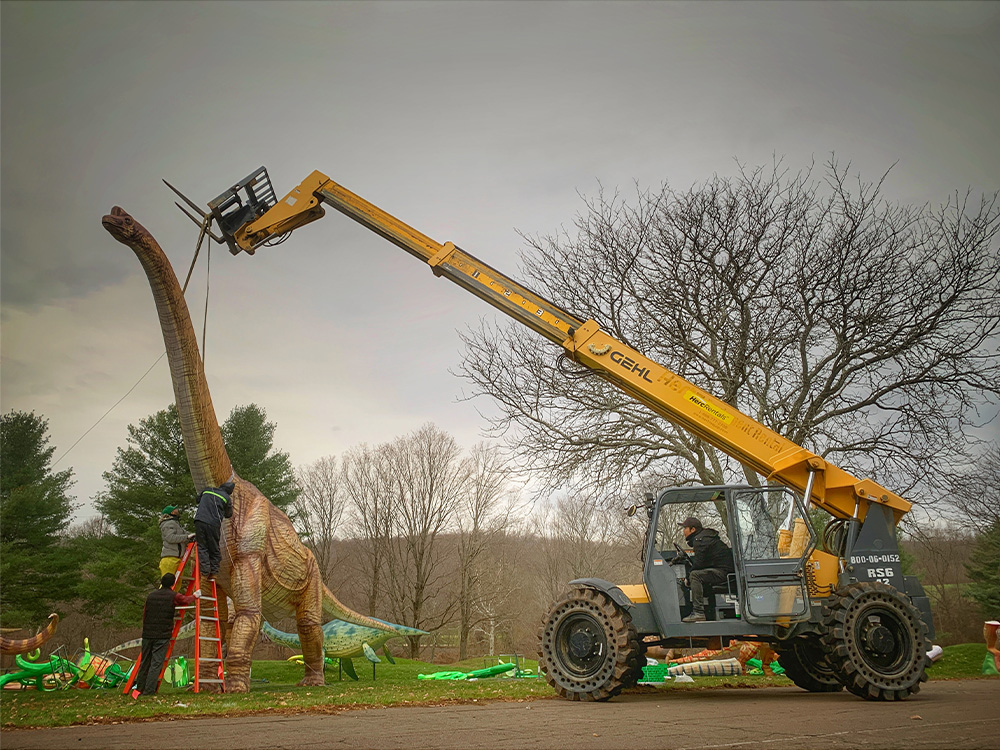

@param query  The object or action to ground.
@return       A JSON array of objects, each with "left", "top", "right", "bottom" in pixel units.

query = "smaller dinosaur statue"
[
  {"left": 109, "top": 621, "right": 196, "bottom": 654},
  {"left": 262, "top": 618, "right": 426, "bottom": 680},
  {"left": 1, "top": 614, "right": 59, "bottom": 656}
]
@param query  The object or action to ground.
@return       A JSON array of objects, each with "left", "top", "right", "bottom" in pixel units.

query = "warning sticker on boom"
[{"left": 684, "top": 390, "right": 734, "bottom": 424}]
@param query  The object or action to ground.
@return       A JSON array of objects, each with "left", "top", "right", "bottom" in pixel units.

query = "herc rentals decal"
[{"left": 683, "top": 390, "right": 733, "bottom": 424}]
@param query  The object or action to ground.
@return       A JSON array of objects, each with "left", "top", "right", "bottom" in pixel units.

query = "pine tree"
[
  {"left": 222, "top": 403, "right": 299, "bottom": 512},
  {"left": 95, "top": 404, "right": 195, "bottom": 540},
  {"left": 0, "top": 411, "right": 80, "bottom": 627},
  {"left": 966, "top": 520, "right": 1000, "bottom": 617}
]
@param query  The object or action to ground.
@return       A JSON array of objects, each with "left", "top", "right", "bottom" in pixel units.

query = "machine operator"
[{"left": 673, "top": 516, "right": 736, "bottom": 622}]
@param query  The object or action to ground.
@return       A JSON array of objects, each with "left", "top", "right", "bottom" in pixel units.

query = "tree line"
[{"left": 2, "top": 407, "right": 997, "bottom": 657}]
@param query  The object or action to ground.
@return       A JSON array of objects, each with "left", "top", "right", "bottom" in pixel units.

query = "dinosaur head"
[{"left": 102, "top": 206, "right": 155, "bottom": 249}]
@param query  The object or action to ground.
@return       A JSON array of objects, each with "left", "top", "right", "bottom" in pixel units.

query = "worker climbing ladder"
[{"left": 122, "top": 541, "right": 225, "bottom": 695}]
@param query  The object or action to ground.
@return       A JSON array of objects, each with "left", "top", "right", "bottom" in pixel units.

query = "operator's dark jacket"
[{"left": 688, "top": 527, "right": 736, "bottom": 573}]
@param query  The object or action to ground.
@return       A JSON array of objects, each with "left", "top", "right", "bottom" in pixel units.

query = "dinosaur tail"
[
  {"left": 320, "top": 585, "right": 397, "bottom": 634},
  {"left": 0, "top": 613, "right": 59, "bottom": 656},
  {"left": 261, "top": 621, "right": 300, "bottom": 650}
]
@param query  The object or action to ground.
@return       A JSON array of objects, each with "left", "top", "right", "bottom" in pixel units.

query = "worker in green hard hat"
[{"left": 159, "top": 505, "right": 195, "bottom": 579}]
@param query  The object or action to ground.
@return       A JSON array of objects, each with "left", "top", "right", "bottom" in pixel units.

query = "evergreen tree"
[
  {"left": 966, "top": 520, "right": 1000, "bottom": 617},
  {"left": 88, "top": 403, "right": 196, "bottom": 615},
  {"left": 95, "top": 404, "right": 195, "bottom": 540},
  {"left": 222, "top": 403, "right": 299, "bottom": 512},
  {"left": 0, "top": 411, "right": 80, "bottom": 627}
]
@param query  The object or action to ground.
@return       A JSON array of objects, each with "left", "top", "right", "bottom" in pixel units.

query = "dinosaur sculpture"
[
  {"left": 102, "top": 206, "right": 395, "bottom": 692},
  {"left": 0, "top": 613, "right": 59, "bottom": 656},
  {"left": 262, "top": 617, "right": 426, "bottom": 679}
]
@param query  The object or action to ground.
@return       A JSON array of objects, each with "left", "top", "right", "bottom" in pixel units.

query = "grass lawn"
[{"left": 1, "top": 645, "right": 995, "bottom": 730}]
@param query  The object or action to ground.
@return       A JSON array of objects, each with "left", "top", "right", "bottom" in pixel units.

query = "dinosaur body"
[
  {"left": 0, "top": 613, "right": 59, "bottom": 656},
  {"left": 102, "top": 207, "right": 394, "bottom": 691},
  {"left": 263, "top": 617, "right": 425, "bottom": 660}
]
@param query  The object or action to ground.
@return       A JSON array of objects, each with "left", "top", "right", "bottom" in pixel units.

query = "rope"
[
  {"left": 53, "top": 226, "right": 213, "bottom": 467},
  {"left": 202, "top": 236, "right": 211, "bottom": 364}
]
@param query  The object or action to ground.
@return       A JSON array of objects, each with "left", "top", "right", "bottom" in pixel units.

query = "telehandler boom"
[{"left": 169, "top": 166, "right": 933, "bottom": 702}]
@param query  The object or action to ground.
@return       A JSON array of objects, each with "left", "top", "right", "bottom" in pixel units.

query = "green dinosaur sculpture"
[{"left": 262, "top": 617, "right": 426, "bottom": 680}]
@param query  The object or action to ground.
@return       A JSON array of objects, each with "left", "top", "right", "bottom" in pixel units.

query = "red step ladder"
[{"left": 123, "top": 541, "right": 225, "bottom": 694}]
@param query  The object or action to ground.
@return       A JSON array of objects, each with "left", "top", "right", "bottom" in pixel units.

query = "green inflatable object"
[
  {"left": 745, "top": 657, "right": 785, "bottom": 676},
  {"left": 418, "top": 663, "right": 516, "bottom": 680},
  {"left": 983, "top": 654, "right": 999, "bottom": 676},
  {"left": 0, "top": 652, "right": 79, "bottom": 691}
]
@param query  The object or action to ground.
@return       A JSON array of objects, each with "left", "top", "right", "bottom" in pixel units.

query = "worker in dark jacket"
[
  {"left": 675, "top": 516, "right": 735, "bottom": 623},
  {"left": 194, "top": 479, "right": 235, "bottom": 580},
  {"left": 131, "top": 573, "right": 200, "bottom": 699}
]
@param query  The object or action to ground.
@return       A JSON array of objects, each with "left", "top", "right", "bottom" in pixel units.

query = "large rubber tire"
[
  {"left": 538, "top": 586, "right": 642, "bottom": 701},
  {"left": 774, "top": 636, "right": 843, "bottom": 693},
  {"left": 821, "top": 582, "right": 929, "bottom": 701}
]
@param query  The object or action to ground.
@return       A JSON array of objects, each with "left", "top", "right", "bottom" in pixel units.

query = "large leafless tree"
[
  {"left": 293, "top": 456, "right": 348, "bottom": 584},
  {"left": 383, "top": 424, "right": 467, "bottom": 656},
  {"left": 454, "top": 442, "right": 519, "bottom": 659},
  {"left": 342, "top": 443, "right": 397, "bottom": 615},
  {"left": 458, "top": 160, "right": 1000, "bottom": 506}
]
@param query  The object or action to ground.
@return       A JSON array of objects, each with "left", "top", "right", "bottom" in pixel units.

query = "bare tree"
[
  {"left": 905, "top": 525, "right": 983, "bottom": 644},
  {"left": 454, "top": 442, "right": 520, "bottom": 659},
  {"left": 469, "top": 532, "right": 524, "bottom": 656},
  {"left": 946, "top": 445, "right": 1000, "bottom": 533},
  {"left": 458, "top": 159, "right": 1000, "bottom": 506},
  {"left": 384, "top": 424, "right": 466, "bottom": 656},
  {"left": 342, "top": 443, "right": 396, "bottom": 615},
  {"left": 532, "top": 491, "right": 640, "bottom": 605},
  {"left": 293, "top": 455, "right": 348, "bottom": 584}
]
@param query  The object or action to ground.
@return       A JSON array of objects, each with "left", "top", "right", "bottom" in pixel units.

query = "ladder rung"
[
  {"left": 199, "top": 658, "right": 223, "bottom": 663},
  {"left": 199, "top": 616, "right": 219, "bottom": 622},
  {"left": 199, "top": 637, "right": 221, "bottom": 642},
  {"left": 197, "top": 678, "right": 225, "bottom": 684}
]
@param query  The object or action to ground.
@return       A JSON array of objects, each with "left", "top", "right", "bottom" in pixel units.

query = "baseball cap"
[
  {"left": 677, "top": 516, "right": 703, "bottom": 530},
  {"left": 162, "top": 505, "right": 178, "bottom": 515}
]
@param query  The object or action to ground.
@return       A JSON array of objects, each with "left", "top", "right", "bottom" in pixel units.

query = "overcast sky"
[{"left": 2, "top": 1, "right": 998, "bottom": 521}]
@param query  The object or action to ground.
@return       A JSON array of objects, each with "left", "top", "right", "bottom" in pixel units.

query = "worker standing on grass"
[
  {"left": 194, "top": 479, "right": 235, "bottom": 580},
  {"left": 131, "top": 573, "right": 200, "bottom": 699},
  {"left": 158, "top": 505, "right": 195, "bottom": 579}
]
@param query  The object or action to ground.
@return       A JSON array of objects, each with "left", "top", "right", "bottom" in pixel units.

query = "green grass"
[
  {"left": 1, "top": 645, "right": 994, "bottom": 730},
  {"left": 925, "top": 643, "right": 995, "bottom": 679},
  {"left": 0, "top": 657, "right": 551, "bottom": 729}
]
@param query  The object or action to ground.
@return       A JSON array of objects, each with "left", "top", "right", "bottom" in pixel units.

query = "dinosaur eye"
[{"left": 125, "top": 218, "right": 132, "bottom": 225}]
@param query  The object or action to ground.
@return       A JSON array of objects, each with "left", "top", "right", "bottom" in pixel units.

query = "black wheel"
[
  {"left": 775, "top": 635, "right": 843, "bottom": 692},
  {"left": 821, "top": 582, "right": 929, "bottom": 701},
  {"left": 538, "top": 586, "right": 641, "bottom": 701}
]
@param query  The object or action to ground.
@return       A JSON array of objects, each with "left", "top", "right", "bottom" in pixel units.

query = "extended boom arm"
[{"left": 202, "top": 168, "right": 911, "bottom": 524}]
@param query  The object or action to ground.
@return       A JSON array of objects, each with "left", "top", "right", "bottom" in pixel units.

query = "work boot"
[{"left": 683, "top": 610, "right": 707, "bottom": 623}]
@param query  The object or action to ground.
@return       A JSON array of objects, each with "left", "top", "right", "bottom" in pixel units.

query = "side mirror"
[{"left": 626, "top": 504, "right": 638, "bottom": 518}]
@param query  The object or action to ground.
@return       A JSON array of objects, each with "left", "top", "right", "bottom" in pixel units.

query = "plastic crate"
[{"left": 640, "top": 663, "right": 672, "bottom": 682}]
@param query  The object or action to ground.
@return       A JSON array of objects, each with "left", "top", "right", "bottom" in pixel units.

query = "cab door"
[{"left": 729, "top": 487, "right": 815, "bottom": 624}]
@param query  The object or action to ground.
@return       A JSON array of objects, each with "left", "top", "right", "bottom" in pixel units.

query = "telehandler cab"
[{"left": 167, "top": 166, "right": 934, "bottom": 702}]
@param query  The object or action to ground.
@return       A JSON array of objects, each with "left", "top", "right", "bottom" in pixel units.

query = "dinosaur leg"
[
  {"left": 225, "top": 554, "right": 263, "bottom": 693},
  {"left": 295, "top": 569, "right": 326, "bottom": 687}
]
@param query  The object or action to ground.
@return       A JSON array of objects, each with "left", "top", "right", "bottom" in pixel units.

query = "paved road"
[{"left": 3, "top": 681, "right": 997, "bottom": 750}]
